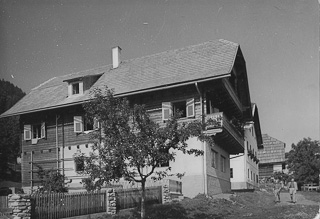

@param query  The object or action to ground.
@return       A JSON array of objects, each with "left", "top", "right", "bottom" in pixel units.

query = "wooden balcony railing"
[{"left": 205, "top": 112, "right": 244, "bottom": 153}]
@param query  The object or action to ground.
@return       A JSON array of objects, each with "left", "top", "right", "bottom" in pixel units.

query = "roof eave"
[{"left": 0, "top": 73, "right": 231, "bottom": 118}]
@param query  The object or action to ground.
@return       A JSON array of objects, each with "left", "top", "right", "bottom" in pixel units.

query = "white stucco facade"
[{"left": 230, "top": 124, "right": 260, "bottom": 190}]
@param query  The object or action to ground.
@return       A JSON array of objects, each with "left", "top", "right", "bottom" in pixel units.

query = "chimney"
[{"left": 112, "top": 46, "right": 121, "bottom": 69}]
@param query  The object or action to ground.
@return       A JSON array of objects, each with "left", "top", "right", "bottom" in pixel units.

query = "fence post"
[
  {"left": 162, "top": 180, "right": 171, "bottom": 204},
  {"left": 8, "top": 194, "right": 32, "bottom": 219},
  {"left": 106, "top": 188, "right": 116, "bottom": 215}
]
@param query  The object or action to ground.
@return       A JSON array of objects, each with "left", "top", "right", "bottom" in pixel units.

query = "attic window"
[
  {"left": 68, "top": 81, "right": 83, "bottom": 96},
  {"left": 72, "top": 83, "right": 80, "bottom": 95}
]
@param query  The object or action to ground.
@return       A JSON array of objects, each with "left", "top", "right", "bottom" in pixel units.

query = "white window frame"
[
  {"left": 162, "top": 102, "right": 172, "bottom": 121},
  {"left": 68, "top": 81, "right": 84, "bottom": 97},
  {"left": 24, "top": 125, "right": 32, "bottom": 141},
  {"left": 24, "top": 122, "right": 46, "bottom": 141},
  {"left": 162, "top": 98, "right": 195, "bottom": 120},
  {"left": 186, "top": 98, "right": 195, "bottom": 117},
  {"left": 74, "top": 116, "right": 83, "bottom": 133}
]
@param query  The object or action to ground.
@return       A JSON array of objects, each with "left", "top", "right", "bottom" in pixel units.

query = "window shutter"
[
  {"left": 186, "top": 98, "right": 195, "bottom": 117},
  {"left": 41, "top": 122, "right": 46, "bottom": 138},
  {"left": 74, "top": 116, "right": 83, "bottom": 133},
  {"left": 24, "top": 125, "right": 31, "bottom": 140},
  {"left": 162, "top": 102, "right": 172, "bottom": 121}
]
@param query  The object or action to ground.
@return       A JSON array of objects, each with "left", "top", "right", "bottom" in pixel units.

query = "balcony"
[{"left": 204, "top": 112, "right": 244, "bottom": 154}]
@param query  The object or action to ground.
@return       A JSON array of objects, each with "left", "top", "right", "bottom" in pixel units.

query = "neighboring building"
[
  {"left": 230, "top": 103, "right": 263, "bottom": 190},
  {"left": 257, "top": 134, "right": 286, "bottom": 178},
  {"left": 1, "top": 39, "right": 255, "bottom": 197}
]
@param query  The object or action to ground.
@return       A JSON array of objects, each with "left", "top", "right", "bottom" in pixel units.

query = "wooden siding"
[
  {"left": 257, "top": 134, "right": 285, "bottom": 164},
  {"left": 20, "top": 83, "right": 245, "bottom": 189},
  {"left": 21, "top": 108, "right": 92, "bottom": 188}
]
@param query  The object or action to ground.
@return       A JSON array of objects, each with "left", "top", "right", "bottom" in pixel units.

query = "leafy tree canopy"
[
  {"left": 0, "top": 79, "right": 25, "bottom": 181},
  {"left": 287, "top": 137, "right": 320, "bottom": 185},
  {"left": 77, "top": 87, "right": 211, "bottom": 218}
]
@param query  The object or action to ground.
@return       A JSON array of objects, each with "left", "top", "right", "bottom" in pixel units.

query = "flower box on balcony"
[{"left": 206, "top": 113, "right": 223, "bottom": 130}]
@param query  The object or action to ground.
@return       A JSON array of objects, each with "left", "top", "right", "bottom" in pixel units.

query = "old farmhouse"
[{"left": 1, "top": 39, "right": 259, "bottom": 197}]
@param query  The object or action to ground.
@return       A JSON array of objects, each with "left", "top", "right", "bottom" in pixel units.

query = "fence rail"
[
  {"left": 31, "top": 191, "right": 106, "bottom": 219},
  {"left": 0, "top": 196, "right": 8, "bottom": 209}
]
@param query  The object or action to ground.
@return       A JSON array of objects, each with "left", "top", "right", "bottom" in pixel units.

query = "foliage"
[
  {"left": 0, "top": 79, "right": 25, "bottom": 181},
  {"left": 34, "top": 165, "right": 69, "bottom": 193},
  {"left": 271, "top": 171, "right": 290, "bottom": 184},
  {"left": 287, "top": 138, "right": 320, "bottom": 185},
  {"left": 78, "top": 86, "right": 209, "bottom": 218}
]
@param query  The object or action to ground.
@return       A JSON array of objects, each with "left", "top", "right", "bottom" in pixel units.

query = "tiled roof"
[
  {"left": 257, "top": 134, "right": 286, "bottom": 164},
  {"left": 1, "top": 39, "right": 239, "bottom": 117}
]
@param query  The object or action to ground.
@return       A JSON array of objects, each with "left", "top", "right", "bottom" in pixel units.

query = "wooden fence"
[
  {"left": 0, "top": 196, "right": 8, "bottom": 209},
  {"left": 116, "top": 186, "right": 162, "bottom": 210},
  {"left": 30, "top": 186, "right": 162, "bottom": 219},
  {"left": 31, "top": 191, "right": 106, "bottom": 219}
]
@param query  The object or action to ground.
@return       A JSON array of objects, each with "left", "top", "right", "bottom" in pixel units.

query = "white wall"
[{"left": 230, "top": 124, "right": 260, "bottom": 190}]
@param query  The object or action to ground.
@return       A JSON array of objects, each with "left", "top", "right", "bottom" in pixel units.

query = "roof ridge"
[
  {"left": 31, "top": 39, "right": 237, "bottom": 91},
  {"left": 124, "top": 39, "right": 236, "bottom": 64}
]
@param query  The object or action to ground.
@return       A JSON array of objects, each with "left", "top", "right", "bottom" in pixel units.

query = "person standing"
[
  {"left": 273, "top": 179, "right": 284, "bottom": 203},
  {"left": 287, "top": 178, "right": 298, "bottom": 203}
]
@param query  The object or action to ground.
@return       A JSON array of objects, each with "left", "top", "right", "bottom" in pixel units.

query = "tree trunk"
[{"left": 141, "top": 179, "right": 146, "bottom": 219}]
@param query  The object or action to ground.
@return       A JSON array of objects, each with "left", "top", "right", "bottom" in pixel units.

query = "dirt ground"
[{"left": 223, "top": 190, "right": 320, "bottom": 219}]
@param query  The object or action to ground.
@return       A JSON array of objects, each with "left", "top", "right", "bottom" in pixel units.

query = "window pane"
[
  {"left": 211, "top": 150, "right": 217, "bottom": 168},
  {"left": 172, "top": 101, "right": 186, "bottom": 117},
  {"left": 72, "top": 83, "right": 80, "bottom": 94}
]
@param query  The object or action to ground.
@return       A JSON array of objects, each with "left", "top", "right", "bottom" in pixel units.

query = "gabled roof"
[
  {"left": 251, "top": 103, "right": 263, "bottom": 149},
  {"left": 257, "top": 134, "right": 286, "bottom": 164},
  {"left": 1, "top": 39, "right": 240, "bottom": 117}
]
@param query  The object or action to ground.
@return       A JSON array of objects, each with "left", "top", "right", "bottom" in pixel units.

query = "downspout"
[
  {"left": 62, "top": 115, "right": 65, "bottom": 176},
  {"left": 195, "top": 82, "right": 207, "bottom": 195},
  {"left": 56, "top": 114, "right": 60, "bottom": 171}
]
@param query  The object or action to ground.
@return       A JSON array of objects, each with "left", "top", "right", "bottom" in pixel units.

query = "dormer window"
[
  {"left": 68, "top": 81, "right": 83, "bottom": 97},
  {"left": 72, "top": 83, "right": 80, "bottom": 95},
  {"left": 64, "top": 74, "right": 102, "bottom": 98}
]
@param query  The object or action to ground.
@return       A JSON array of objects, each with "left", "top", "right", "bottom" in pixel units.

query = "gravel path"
[{"left": 278, "top": 191, "right": 319, "bottom": 206}]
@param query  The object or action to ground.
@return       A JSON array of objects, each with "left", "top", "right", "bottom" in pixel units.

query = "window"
[
  {"left": 72, "top": 83, "right": 80, "bottom": 95},
  {"left": 68, "top": 81, "right": 84, "bottom": 96},
  {"left": 251, "top": 171, "right": 252, "bottom": 180},
  {"left": 74, "top": 156, "right": 85, "bottom": 172},
  {"left": 230, "top": 168, "right": 233, "bottom": 178},
  {"left": 24, "top": 122, "right": 46, "bottom": 140},
  {"left": 74, "top": 116, "right": 99, "bottom": 133},
  {"left": 162, "top": 98, "right": 194, "bottom": 121},
  {"left": 74, "top": 116, "right": 83, "bottom": 133},
  {"left": 248, "top": 169, "right": 249, "bottom": 179},
  {"left": 211, "top": 150, "right": 218, "bottom": 168},
  {"left": 256, "top": 175, "right": 259, "bottom": 183},
  {"left": 173, "top": 101, "right": 187, "bottom": 117},
  {"left": 84, "top": 118, "right": 94, "bottom": 131},
  {"left": 24, "top": 125, "right": 31, "bottom": 140},
  {"left": 220, "top": 155, "right": 226, "bottom": 172},
  {"left": 158, "top": 147, "right": 169, "bottom": 167}
]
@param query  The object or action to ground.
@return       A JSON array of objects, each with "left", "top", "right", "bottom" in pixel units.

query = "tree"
[
  {"left": 77, "top": 87, "right": 210, "bottom": 219},
  {"left": 0, "top": 79, "right": 25, "bottom": 181},
  {"left": 287, "top": 138, "right": 320, "bottom": 185},
  {"left": 34, "top": 165, "right": 69, "bottom": 193}
]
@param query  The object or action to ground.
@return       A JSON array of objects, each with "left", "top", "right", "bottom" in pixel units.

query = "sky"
[{"left": 0, "top": 0, "right": 319, "bottom": 150}]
